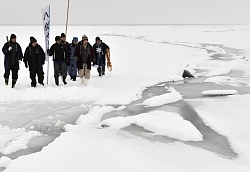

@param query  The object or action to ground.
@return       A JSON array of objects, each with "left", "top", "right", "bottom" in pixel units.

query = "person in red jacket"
[{"left": 74, "top": 35, "right": 95, "bottom": 86}]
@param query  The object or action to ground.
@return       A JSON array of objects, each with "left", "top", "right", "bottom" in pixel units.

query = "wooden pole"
[{"left": 65, "top": 0, "right": 70, "bottom": 36}]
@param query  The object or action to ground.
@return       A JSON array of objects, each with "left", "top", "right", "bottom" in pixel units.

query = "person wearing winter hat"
[
  {"left": 67, "top": 37, "right": 78, "bottom": 81},
  {"left": 2, "top": 34, "right": 23, "bottom": 88},
  {"left": 48, "top": 36, "right": 69, "bottom": 86},
  {"left": 74, "top": 34, "right": 95, "bottom": 86},
  {"left": 23, "top": 36, "right": 46, "bottom": 87},
  {"left": 93, "top": 36, "right": 110, "bottom": 76}
]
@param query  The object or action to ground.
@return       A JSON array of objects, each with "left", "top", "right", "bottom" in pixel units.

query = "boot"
[
  {"left": 5, "top": 78, "right": 9, "bottom": 85},
  {"left": 102, "top": 67, "right": 105, "bottom": 76},
  {"left": 84, "top": 79, "right": 89, "bottom": 86},
  {"left": 97, "top": 67, "right": 102, "bottom": 76},
  {"left": 31, "top": 80, "right": 36, "bottom": 87},
  {"left": 55, "top": 78, "right": 59, "bottom": 86},
  {"left": 12, "top": 79, "right": 17, "bottom": 88},
  {"left": 81, "top": 77, "right": 85, "bottom": 84},
  {"left": 72, "top": 76, "right": 76, "bottom": 81},
  {"left": 63, "top": 77, "right": 67, "bottom": 85}
]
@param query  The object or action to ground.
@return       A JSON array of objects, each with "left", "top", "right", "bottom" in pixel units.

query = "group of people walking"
[{"left": 2, "top": 33, "right": 110, "bottom": 88}]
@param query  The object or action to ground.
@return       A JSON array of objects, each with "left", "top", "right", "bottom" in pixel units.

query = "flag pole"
[
  {"left": 47, "top": 4, "right": 50, "bottom": 85},
  {"left": 65, "top": 0, "right": 70, "bottom": 36}
]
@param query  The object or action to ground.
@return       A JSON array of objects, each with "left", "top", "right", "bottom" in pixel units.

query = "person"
[
  {"left": 74, "top": 34, "right": 95, "bottom": 86},
  {"left": 2, "top": 34, "right": 23, "bottom": 88},
  {"left": 68, "top": 37, "right": 78, "bottom": 81},
  {"left": 93, "top": 37, "right": 110, "bottom": 76},
  {"left": 49, "top": 36, "right": 69, "bottom": 86},
  {"left": 23, "top": 37, "right": 45, "bottom": 87},
  {"left": 61, "top": 33, "right": 70, "bottom": 52}
]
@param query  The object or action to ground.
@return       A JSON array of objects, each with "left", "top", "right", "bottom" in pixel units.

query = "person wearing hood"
[
  {"left": 68, "top": 37, "right": 78, "bottom": 81},
  {"left": 23, "top": 37, "right": 45, "bottom": 87},
  {"left": 74, "top": 34, "right": 95, "bottom": 86},
  {"left": 2, "top": 34, "right": 23, "bottom": 88}
]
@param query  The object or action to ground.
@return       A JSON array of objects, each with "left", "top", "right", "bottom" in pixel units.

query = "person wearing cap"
[
  {"left": 74, "top": 34, "right": 95, "bottom": 86},
  {"left": 48, "top": 36, "right": 69, "bottom": 86},
  {"left": 23, "top": 37, "right": 46, "bottom": 87},
  {"left": 67, "top": 37, "right": 78, "bottom": 81},
  {"left": 93, "top": 37, "right": 110, "bottom": 76},
  {"left": 2, "top": 34, "right": 23, "bottom": 88}
]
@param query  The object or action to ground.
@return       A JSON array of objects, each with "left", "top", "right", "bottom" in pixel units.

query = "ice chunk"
[
  {"left": 202, "top": 90, "right": 237, "bottom": 96},
  {"left": 99, "top": 111, "right": 203, "bottom": 142},
  {"left": 0, "top": 156, "right": 12, "bottom": 168},
  {"left": 142, "top": 88, "right": 182, "bottom": 107}
]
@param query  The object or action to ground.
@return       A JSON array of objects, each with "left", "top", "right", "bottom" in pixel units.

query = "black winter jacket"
[
  {"left": 24, "top": 44, "right": 45, "bottom": 70},
  {"left": 49, "top": 43, "right": 69, "bottom": 62}
]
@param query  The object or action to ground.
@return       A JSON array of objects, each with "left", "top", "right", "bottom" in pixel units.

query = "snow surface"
[
  {"left": 98, "top": 111, "right": 203, "bottom": 141},
  {"left": 142, "top": 88, "right": 182, "bottom": 106},
  {"left": 189, "top": 94, "right": 250, "bottom": 169},
  {"left": 204, "top": 76, "right": 232, "bottom": 83},
  {"left": 1, "top": 25, "right": 250, "bottom": 171},
  {"left": 202, "top": 90, "right": 238, "bottom": 95},
  {"left": 0, "top": 126, "right": 41, "bottom": 154},
  {"left": 0, "top": 157, "right": 12, "bottom": 168}
]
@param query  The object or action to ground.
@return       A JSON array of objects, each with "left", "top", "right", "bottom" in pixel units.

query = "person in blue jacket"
[{"left": 68, "top": 37, "right": 78, "bottom": 81}]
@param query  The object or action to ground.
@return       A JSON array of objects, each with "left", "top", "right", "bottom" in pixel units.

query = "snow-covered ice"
[
  {"left": 141, "top": 88, "right": 182, "bottom": 107},
  {"left": 202, "top": 90, "right": 238, "bottom": 96},
  {"left": 1, "top": 25, "right": 250, "bottom": 171},
  {"left": 0, "top": 126, "right": 41, "bottom": 154},
  {"left": 99, "top": 111, "right": 203, "bottom": 141}
]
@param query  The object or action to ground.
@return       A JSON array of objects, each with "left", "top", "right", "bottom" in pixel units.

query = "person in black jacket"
[
  {"left": 93, "top": 37, "right": 110, "bottom": 76},
  {"left": 23, "top": 37, "right": 45, "bottom": 87},
  {"left": 2, "top": 34, "right": 23, "bottom": 88},
  {"left": 61, "top": 33, "right": 70, "bottom": 58},
  {"left": 49, "top": 36, "right": 69, "bottom": 86}
]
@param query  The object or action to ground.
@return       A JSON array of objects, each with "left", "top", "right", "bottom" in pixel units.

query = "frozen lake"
[{"left": 1, "top": 25, "right": 250, "bottom": 172}]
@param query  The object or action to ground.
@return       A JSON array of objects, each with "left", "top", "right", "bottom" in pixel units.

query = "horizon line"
[{"left": 1, "top": 24, "right": 250, "bottom": 26}]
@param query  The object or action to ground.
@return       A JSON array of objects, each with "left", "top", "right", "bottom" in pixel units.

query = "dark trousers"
[
  {"left": 54, "top": 61, "right": 67, "bottom": 79},
  {"left": 30, "top": 67, "right": 44, "bottom": 86},
  {"left": 4, "top": 69, "right": 18, "bottom": 80}
]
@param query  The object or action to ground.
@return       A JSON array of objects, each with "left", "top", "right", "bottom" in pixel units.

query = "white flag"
[{"left": 41, "top": 5, "right": 50, "bottom": 60}]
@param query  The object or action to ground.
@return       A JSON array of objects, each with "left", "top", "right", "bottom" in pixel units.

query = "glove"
[
  {"left": 8, "top": 47, "right": 12, "bottom": 51},
  {"left": 25, "top": 64, "right": 28, "bottom": 68},
  {"left": 74, "top": 56, "right": 78, "bottom": 61}
]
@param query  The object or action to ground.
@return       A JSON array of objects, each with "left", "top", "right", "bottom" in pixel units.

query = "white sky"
[{"left": 0, "top": 0, "right": 250, "bottom": 25}]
